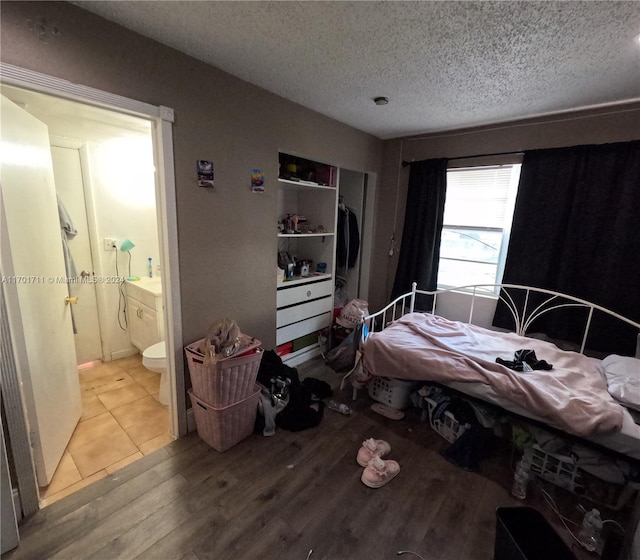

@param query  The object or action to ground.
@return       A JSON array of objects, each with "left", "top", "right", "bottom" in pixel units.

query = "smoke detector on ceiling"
[{"left": 373, "top": 96, "right": 389, "bottom": 106}]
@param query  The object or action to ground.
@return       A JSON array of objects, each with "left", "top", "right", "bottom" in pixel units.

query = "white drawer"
[
  {"left": 276, "top": 312, "right": 332, "bottom": 345},
  {"left": 276, "top": 296, "right": 332, "bottom": 328},
  {"left": 277, "top": 279, "right": 332, "bottom": 308}
]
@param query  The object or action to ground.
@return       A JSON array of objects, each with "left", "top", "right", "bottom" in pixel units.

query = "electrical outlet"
[{"left": 104, "top": 238, "right": 117, "bottom": 251}]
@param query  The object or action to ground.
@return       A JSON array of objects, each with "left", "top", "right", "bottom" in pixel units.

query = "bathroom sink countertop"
[{"left": 126, "top": 277, "right": 162, "bottom": 295}]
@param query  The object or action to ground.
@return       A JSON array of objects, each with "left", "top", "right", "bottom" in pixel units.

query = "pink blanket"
[{"left": 362, "top": 313, "right": 623, "bottom": 436}]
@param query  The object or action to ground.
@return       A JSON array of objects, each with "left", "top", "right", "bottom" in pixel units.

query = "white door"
[
  {"left": 0, "top": 94, "right": 82, "bottom": 487},
  {"left": 51, "top": 145, "right": 103, "bottom": 365}
]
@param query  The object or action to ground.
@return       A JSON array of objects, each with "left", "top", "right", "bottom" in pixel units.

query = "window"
[{"left": 438, "top": 164, "right": 521, "bottom": 290}]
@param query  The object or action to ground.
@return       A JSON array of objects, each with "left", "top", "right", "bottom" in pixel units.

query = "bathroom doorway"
[{"left": 1, "top": 69, "right": 185, "bottom": 516}]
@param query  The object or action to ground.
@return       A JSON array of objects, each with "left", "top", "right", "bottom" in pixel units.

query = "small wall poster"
[
  {"left": 197, "top": 160, "right": 214, "bottom": 187},
  {"left": 251, "top": 169, "right": 265, "bottom": 193}
]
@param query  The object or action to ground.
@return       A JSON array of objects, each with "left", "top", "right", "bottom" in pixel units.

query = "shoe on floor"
[
  {"left": 370, "top": 403, "right": 405, "bottom": 420},
  {"left": 357, "top": 438, "right": 391, "bottom": 467},
  {"left": 361, "top": 456, "right": 400, "bottom": 488}
]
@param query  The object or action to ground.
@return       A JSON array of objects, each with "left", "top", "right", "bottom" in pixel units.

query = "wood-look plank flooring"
[{"left": 5, "top": 358, "right": 630, "bottom": 560}]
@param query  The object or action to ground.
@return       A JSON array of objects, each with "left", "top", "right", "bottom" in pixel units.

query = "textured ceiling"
[{"left": 73, "top": 1, "right": 640, "bottom": 139}]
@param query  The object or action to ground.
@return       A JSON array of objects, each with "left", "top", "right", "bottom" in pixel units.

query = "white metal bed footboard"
[{"left": 364, "top": 283, "right": 640, "bottom": 356}]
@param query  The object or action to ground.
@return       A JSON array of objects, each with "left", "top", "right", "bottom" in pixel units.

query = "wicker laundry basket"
[
  {"left": 189, "top": 387, "right": 260, "bottom": 452},
  {"left": 185, "top": 335, "right": 263, "bottom": 407}
]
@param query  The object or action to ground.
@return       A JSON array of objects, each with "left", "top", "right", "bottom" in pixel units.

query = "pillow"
[{"left": 602, "top": 354, "right": 640, "bottom": 412}]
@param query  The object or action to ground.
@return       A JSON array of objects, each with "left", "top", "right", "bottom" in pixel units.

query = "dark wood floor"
[{"left": 4, "top": 358, "right": 631, "bottom": 560}]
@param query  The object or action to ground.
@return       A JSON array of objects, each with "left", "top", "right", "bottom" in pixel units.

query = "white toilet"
[{"left": 142, "top": 341, "right": 170, "bottom": 405}]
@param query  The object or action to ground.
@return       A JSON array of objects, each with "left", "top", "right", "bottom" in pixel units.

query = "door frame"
[
  {"left": 336, "top": 167, "right": 376, "bottom": 303},
  {"left": 0, "top": 62, "right": 186, "bottom": 516}
]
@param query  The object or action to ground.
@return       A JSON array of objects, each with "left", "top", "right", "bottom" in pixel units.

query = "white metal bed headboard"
[{"left": 364, "top": 283, "right": 640, "bottom": 356}]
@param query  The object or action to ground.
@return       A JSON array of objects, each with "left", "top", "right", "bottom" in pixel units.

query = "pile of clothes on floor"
[{"left": 255, "top": 350, "right": 333, "bottom": 436}]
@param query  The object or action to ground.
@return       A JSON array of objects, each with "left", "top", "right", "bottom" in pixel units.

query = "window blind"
[{"left": 444, "top": 166, "right": 514, "bottom": 229}]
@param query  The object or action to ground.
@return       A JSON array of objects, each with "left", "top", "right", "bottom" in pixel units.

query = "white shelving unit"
[{"left": 277, "top": 153, "right": 338, "bottom": 365}]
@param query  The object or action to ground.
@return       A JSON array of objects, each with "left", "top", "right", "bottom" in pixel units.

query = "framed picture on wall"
[
  {"left": 197, "top": 160, "right": 214, "bottom": 187},
  {"left": 251, "top": 169, "right": 264, "bottom": 193}
]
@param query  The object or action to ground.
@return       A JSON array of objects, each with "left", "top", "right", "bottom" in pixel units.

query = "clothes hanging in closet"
[{"left": 336, "top": 206, "right": 360, "bottom": 269}]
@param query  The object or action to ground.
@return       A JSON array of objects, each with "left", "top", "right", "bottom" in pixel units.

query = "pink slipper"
[
  {"left": 361, "top": 456, "right": 400, "bottom": 488},
  {"left": 356, "top": 438, "right": 391, "bottom": 467}
]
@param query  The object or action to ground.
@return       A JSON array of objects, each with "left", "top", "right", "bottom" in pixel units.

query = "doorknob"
[
  {"left": 65, "top": 296, "right": 79, "bottom": 305},
  {"left": 80, "top": 270, "right": 92, "bottom": 278}
]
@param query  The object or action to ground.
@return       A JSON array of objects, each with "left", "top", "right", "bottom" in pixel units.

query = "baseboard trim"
[{"left": 109, "top": 347, "right": 140, "bottom": 361}]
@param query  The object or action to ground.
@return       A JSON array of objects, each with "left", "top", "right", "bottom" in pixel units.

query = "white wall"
[{"left": 83, "top": 133, "right": 160, "bottom": 359}]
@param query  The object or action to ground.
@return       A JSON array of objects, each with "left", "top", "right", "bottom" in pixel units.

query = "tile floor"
[{"left": 39, "top": 354, "right": 172, "bottom": 507}]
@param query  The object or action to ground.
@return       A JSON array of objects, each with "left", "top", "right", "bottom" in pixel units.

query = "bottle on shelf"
[
  {"left": 148, "top": 257, "right": 153, "bottom": 278},
  {"left": 578, "top": 508, "right": 602, "bottom": 552},
  {"left": 511, "top": 458, "right": 530, "bottom": 500}
]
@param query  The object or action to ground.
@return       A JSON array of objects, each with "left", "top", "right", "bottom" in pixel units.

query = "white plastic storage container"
[
  {"left": 523, "top": 444, "right": 634, "bottom": 510},
  {"left": 425, "top": 396, "right": 470, "bottom": 444},
  {"left": 368, "top": 377, "right": 417, "bottom": 410},
  {"left": 524, "top": 444, "right": 582, "bottom": 493}
]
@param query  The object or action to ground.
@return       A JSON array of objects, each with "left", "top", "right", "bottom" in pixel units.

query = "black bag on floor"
[{"left": 257, "top": 350, "right": 325, "bottom": 431}]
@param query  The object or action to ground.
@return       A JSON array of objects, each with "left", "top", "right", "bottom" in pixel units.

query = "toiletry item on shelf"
[{"left": 148, "top": 257, "right": 153, "bottom": 278}]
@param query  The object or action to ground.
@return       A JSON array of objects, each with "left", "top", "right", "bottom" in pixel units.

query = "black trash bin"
[{"left": 494, "top": 507, "right": 577, "bottom": 560}]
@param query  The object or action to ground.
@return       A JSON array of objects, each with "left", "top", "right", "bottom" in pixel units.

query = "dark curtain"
[
  {"left": 392, "top": 158, "right": 448, "bottom": 310},
  {"left": 494, "top": 140, "right": 640, "bottom": 355}
]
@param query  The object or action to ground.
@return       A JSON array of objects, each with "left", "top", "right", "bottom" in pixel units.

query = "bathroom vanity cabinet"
[{"left": 125, "top": 278, "right": 164, "bottom": 353}]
